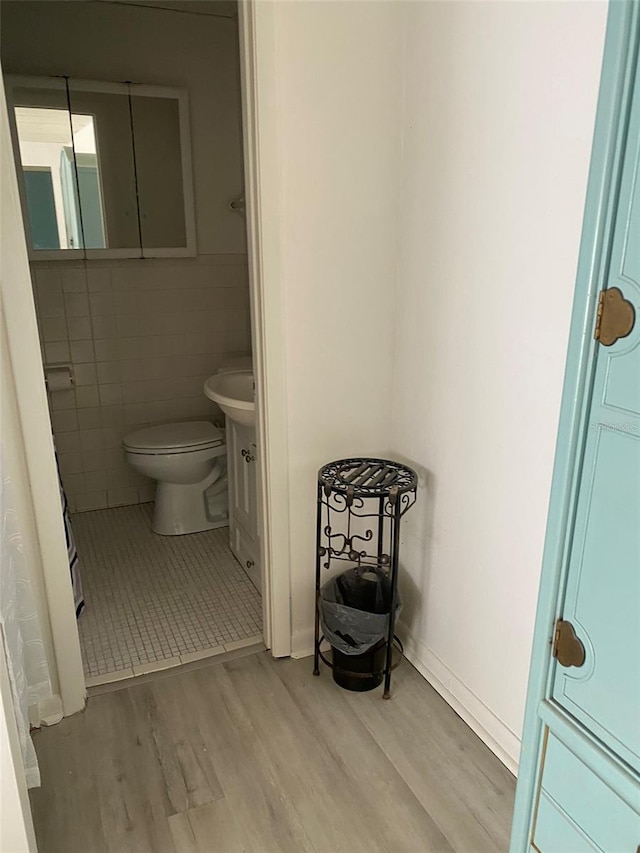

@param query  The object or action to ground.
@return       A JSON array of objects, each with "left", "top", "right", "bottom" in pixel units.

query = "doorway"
[{"left": 0, "top": 0, "right": 291, "bottom": 705}]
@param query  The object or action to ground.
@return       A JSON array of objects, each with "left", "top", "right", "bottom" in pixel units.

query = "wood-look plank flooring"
[{"left": 29, "top": 652, "right": 515, "bottom": 853}]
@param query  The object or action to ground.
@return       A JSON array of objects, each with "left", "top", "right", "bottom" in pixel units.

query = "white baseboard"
[
  {"left": 291, "top": 625, "right": 314, "bottom": 660},
  {"left": 292, "top": 620, "right": 520, "bottom": 774},
  {"left": 399, "top": 624, "right": 520, "bottom": 776}
]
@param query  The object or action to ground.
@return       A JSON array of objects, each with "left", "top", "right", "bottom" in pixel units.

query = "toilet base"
[{"left": 152, "top": 480, "right": 229, "bottom": 536}]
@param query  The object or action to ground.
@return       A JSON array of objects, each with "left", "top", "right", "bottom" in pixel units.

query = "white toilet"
[{"left": 123, "top": 421, "right": 228, "bottom": 536}]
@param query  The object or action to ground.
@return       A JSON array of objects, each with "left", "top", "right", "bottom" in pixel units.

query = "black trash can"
[
  {"left": 331, "top": 640, "right": 387, "bottom": 691},
  {"left": 319, "top": 566, "right": 401, "bottom": 692}
]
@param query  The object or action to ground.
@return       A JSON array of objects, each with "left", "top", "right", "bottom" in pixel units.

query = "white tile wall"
[{"left": 31, "top": 255, "right": 251, "bottom": 512}]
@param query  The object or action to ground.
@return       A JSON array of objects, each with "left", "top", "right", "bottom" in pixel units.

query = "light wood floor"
[{"left": 30, "top": 651, "right": 515, "bottom": 853}]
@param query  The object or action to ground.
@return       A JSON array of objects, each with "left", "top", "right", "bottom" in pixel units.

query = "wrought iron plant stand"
[{"left": 313, "top": 457, "right": 418, "bottom": 698}]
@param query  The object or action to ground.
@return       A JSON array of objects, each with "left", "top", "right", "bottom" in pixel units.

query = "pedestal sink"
[{"left": 204, "top": 370, "right": 255, "bottom": 427}]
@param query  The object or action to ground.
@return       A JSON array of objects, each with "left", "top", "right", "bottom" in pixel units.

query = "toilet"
[{"left": 123, "top": 421, "right": 228, "bottom": 536}]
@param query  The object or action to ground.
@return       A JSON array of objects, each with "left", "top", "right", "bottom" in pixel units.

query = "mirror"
[
  {"left": 131, "top": 94, "right": 187, "bottom": 250},
  {"left": 11, "top": 80, "right": 86, "bottom": 251},
  {"left": 5, "top": 76, "right": 196, "bottom": 258},
  {"left": 68, "top": 82, "right": 139, "bottom": 251}
]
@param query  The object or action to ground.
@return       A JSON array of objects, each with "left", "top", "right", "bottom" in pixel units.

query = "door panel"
[
  {"left": 534, "top": 794, "right": 599, "bottom": 852},
  {"left": 551, "top": 425, "right": 640, "bottom": 767},
  {"left": 601, "top": 111, "right": 640, "bottom": 414},
  {"left": 551, "top": 60, "right": 640, "bottom": 772},
  {"left": 532, "top": 733, "right": 640, "bottom": 852}
]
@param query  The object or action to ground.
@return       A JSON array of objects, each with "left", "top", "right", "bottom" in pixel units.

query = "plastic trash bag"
[{"left": 319, "top": 566, "right": 402, "bottom": 655}]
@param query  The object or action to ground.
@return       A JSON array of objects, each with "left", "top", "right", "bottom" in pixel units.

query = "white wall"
[
  {"left": 256, "top": 0, "right": 607, "bottom": 768},
  {"left": 391, "top": 1, "right": 607, "bottom": 770},
  {"left": 263, "top": 1, "right": 404, "bottom": 654}
]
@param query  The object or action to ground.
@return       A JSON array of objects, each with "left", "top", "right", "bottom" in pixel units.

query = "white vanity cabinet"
[{"left": 226, "top": 419, "right": 260, "bottom": 590}]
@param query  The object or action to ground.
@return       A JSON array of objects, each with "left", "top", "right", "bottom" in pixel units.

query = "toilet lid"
[{"left": 123, "top": 421, "right": 224, "bottom": 452}]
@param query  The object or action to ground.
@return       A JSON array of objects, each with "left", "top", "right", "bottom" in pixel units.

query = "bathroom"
[{"left": 1, "top": 0, "right": 264, "bottom": 685}]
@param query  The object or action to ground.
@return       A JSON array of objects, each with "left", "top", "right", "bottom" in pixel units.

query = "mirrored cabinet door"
[
  {"left": 67, "top": 81, "right": 140, "bottom": 254},
  {"left": 130, "top": 91, "right": 194, "bottom": 254},
  {"left": 10, "top": 78, "right": 86, "bottom": 253}
]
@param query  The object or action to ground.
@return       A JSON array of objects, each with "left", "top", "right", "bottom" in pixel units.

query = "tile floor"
[{"left": 73, "top": 503, "right": 262, "bottom": 685}]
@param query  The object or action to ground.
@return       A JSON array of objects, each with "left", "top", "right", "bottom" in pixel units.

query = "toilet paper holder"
[{"left": 45, "top": 363, "right": 74, "bottom": 392}]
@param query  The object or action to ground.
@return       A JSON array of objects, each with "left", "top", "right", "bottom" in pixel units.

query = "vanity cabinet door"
[
  {"left": 227, "top": 420, "right": 258, "bottom": 583},
  {"left": 227, "top": 420, "right": 257, "bottom": 537},
  {"left": 227, "top": 420, "right": 259, "bottom": 583}
]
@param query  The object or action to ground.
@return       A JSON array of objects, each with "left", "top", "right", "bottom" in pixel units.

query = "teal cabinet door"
[
  {"left": 550, "top": 54, "right": 640, "bottom": 773},
  {"left": 510, "top": 4, "right": 640, "bottom": 850},
  {"left": 533, "top": 733, "right": 640, "bottom": 852}
]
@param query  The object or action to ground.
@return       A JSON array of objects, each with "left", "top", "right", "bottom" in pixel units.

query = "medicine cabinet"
[{"left": 4, "top": 75, "right": 196, "bottom": 259}]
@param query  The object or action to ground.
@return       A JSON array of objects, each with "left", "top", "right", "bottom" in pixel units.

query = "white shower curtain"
[{"left": 0, "top": 445, "right": 53, "bottom": 788}]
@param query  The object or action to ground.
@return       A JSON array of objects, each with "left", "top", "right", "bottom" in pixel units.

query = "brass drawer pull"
[{"left": 553, "top": 620, "right": 586, "bottom": 668}]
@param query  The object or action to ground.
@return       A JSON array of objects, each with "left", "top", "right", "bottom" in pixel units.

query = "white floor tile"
[{"left": 74, "top": 503, "right": 262, "bottom": 680}]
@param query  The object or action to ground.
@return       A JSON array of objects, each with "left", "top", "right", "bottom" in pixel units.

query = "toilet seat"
[{"left": 123, "top": 421, "right": 224, "bottom": 455}]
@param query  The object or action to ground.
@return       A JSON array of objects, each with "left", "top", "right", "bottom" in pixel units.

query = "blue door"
[
  {"left": 511, "top": 4, "right": 640, "bottom": 850},
  {"left": 22, "top": 167, "right": 60, "bottom": 250}
]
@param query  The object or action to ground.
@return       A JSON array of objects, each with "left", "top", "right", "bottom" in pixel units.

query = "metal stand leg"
[
  {"left": 377, "top": 495, "right": 385, "bottom": 565},
  {"left": 383, "top": 505, "right": 402, "bottom": 699},
  {"left": 313, "top": 483, "right": 323, "bottom": 676}
]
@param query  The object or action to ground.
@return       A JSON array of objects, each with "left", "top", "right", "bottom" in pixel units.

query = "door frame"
[
  {"left": 509, "top": 2, "right": 639, "bottom": 848},
  {"left": 238, "top": 0, "right": 292, "bottom": 657},
  {"left": 1, "top": 82, "right": 86, "bottom": 716},
  {"left": 0, "top": 0, "right": 292, "bottom": 717}
]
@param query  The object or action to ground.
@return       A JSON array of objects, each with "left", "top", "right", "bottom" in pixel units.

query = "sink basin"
[{"left": 204, "top": 370, "right": 255, "bottom": 427}]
